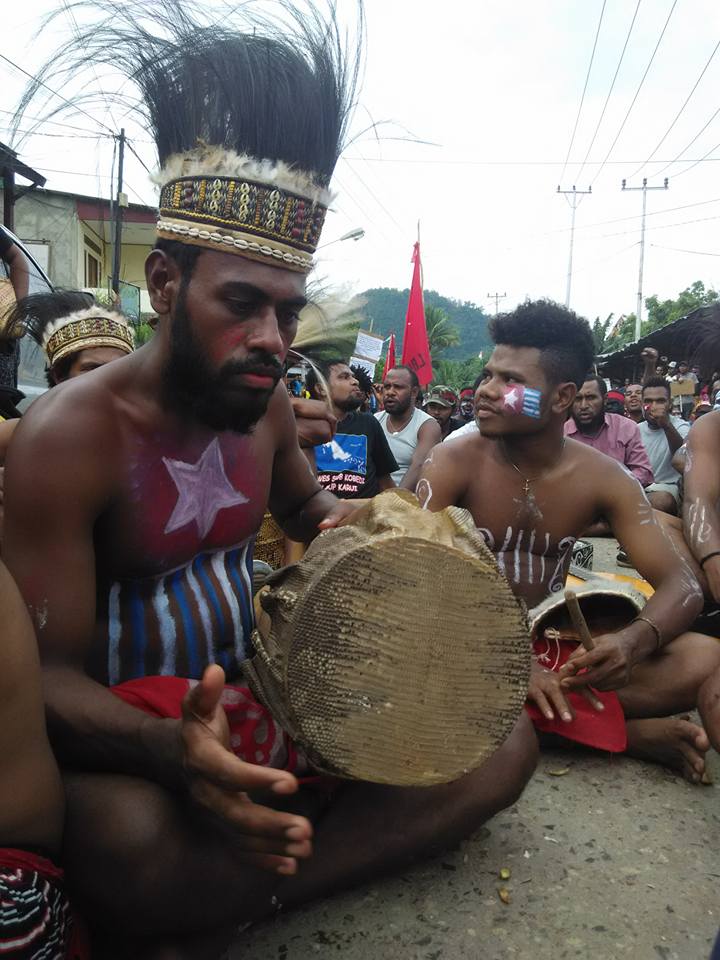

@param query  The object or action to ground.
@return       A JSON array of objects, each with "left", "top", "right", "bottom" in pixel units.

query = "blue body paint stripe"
[
  {"left": 130, "top": 583, "right": 146, "bottom": 679},
  {"left": 171, "top": 569, "right": 199, "bottom": 678}
]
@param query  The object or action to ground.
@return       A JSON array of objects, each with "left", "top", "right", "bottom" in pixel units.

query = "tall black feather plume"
[
  {"left": 13, "top": 0, "right": 363, "bottom": 189},
  {"left": 12, "top": 290, "right": 100, "bottom": 344}
]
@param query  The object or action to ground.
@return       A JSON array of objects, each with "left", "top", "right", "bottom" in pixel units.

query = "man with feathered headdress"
[{"left": 3, "top": 2, "right": 537, "bottom": 954}]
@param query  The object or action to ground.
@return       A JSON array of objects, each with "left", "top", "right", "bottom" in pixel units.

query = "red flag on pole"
[
  {"left": 400, "top": 242, "right": 432, "bottom": 386},
  {"left": 382, "top": 332, "right": 396, "bottom": 380}
]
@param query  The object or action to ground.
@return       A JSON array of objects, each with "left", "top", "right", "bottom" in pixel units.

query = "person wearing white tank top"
[{"left": 375, "top": 365, "right": 441, "bottom": 488}]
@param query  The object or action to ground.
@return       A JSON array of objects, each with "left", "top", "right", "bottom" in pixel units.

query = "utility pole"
[
  {"left": 621, "top": 177, "right": 669, "bottom": 341},
  {"left": 557, "top": 185, "right": 591, "bottom": 309},
  {"left": 111, "top": 128, "right": 127, "bottom": 296},
  {"left": 487, "top": 292, "right": 506, "bottom": 316}
]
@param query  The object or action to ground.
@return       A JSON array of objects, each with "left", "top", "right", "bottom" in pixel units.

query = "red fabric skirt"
[
  {"left": 0, "top": 849, "right": 90, "bottom": 959},
  {"left": 111, "top": 677, "right": 314, "bottom": 777},
  {"left": 525, "top": 635, "right": 627, "bottom": 753}
]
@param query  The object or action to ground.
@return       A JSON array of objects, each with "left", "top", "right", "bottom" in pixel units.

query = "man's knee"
[
  {"left": 647, "top": 491, "right": 677, "bottom": 515},
  {"left": 498, "top": 711, "right": 539, "bottom": 804},
  {"left": 63, "top": 773, "right": 181, "bottom": 917},
  {"left": 669, "top": 631, "right": 720, "bottom": 677}
]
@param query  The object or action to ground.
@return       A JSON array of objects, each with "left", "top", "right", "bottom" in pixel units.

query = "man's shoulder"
[
  {"left": 444, "top": 420, "right": 479, "bottom": 443},
  {"left": 607, "top": 412, "right": 640, "bottom": 436},
  {"left": 414, "top": 407, "right": 434, "bottom": 425},
  {"left": 11, "top": 364, "right": 129, "bottom": 466},
  {"left": 672, "top": 415, "right": 691, "bottom": 436},
  {"left": 339, "top": 411, "right": 376, "bottom": 435}
]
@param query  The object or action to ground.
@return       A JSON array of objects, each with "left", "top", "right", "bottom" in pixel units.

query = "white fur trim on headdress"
[
  {"left": 152, "top": 146, "right": 334, "bottom": 207},
  {"left": 42, "top": 306, "right": 135, "bottom": 368}
]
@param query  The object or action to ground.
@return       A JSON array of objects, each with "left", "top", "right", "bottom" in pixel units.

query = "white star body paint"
[{"left": 163, "top": 437, "right": 249, "bottom": 539}]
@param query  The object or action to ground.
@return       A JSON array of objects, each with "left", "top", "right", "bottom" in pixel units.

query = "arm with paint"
[
  {"left": 560, "top": 459, "right": 704, "bottom": 692},
  {"left": 399, "top": 417, "right": 442, "bottom": 491},
  {"left": 415, "top": 435, "right": 469, "bottom": 511},
  {"left": 683, "top": 411, "right": 720, "bottom": 602}
]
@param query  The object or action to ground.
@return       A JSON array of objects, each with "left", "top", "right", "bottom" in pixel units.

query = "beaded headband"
[
  {"left": 42, "top": 307, "right": 135, "bottom": 368},
  {"left": 154, "top": 148, "right": 332, "bottom": 274}
]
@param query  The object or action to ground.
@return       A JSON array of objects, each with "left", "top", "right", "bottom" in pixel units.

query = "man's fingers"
[
  {"left": 581, "top": 687, "right": 605, "bottom": 712},
  {"left": 185, "top": 732, "right": 299, "bottom": 795},
  {"left": 529, "top": 687, "right": 554, "bottom": 721},
  {"left": 548, "top": 684, "right": 574, "bottom": 723},
  {"left": 183, "top": 664, "right": 227, "bottom": 722},
  {"left": 191, "top": 781, "right": 312, "bottom": 844}
]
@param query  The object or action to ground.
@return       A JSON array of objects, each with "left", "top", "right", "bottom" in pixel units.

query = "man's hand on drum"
[
  {"left": 528, "top": 660, "right": 604, "bottom": 723},
  {"left": 180, "top": 664, "right": 313, "bottom": 876},
  {"left": 291, "top": 397, "right": 336, "bottom": 448},
  {"left": 558, "top": 628, "right": 637, "bottom": 692}
]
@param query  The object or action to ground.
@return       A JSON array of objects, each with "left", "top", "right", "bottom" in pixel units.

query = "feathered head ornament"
[
  {"left": 11, "top": 291, "right": 134, "bottom": 369},
  {"left": 14, "top": 0, "right": 362, "bottom": 274}
]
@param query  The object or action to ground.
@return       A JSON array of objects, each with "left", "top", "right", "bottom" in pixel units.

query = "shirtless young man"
[
  {"left": 417, "top": 299, "right": 720, "bottom": 782},
  {"left": 3, "top": 5, "right": 536, "bottom": 955}
]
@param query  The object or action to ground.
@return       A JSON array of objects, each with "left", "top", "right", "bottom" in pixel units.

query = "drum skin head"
[{"left": 246, "top": 490, "right": 531, "bottom": 786}]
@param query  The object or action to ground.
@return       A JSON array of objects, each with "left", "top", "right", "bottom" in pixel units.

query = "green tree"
[
  {"left": 425, "top": 305, "right": 460, "bottom": 359},
  {"left": 644, "top": 280, "right": 719, "bottom": 333},
  {"left": 591, "top": 313, "right": 615, "bottom": 353}
]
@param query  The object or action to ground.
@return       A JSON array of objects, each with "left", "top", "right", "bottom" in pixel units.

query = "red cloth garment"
[
  {"left": 525, "top": 635, "right": 627, "bottom": 753},
  {"left": 0, "top": 849, "right": 89, "bottom": 959},
  {"left": 111, "top": 677, "right": 310, "bottom": 775}
]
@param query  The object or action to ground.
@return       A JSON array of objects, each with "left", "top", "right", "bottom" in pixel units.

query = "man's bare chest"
[{"left": 97, "top": 430, "right": 272, "bottom": 581}]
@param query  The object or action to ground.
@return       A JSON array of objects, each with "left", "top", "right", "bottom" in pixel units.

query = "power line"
[
  {"left": 559, "top": 0, "right": 607, "bottom": 184},
  {"left": 574, "top": 0, "right": 643, "bottom": 184},
  {"left": 0, "top": 52, "right": 114, "bottom": 136},
  {"left": 341, "top": 155, "right": 720, "bottom": 166},
  {"left": 654, "top": 105, "right": 720, "bottom": 179},
  {"left": 628, "top": 37, "right": 720, "bottom": 180},
  {"left": 650, "top": 242, "right": 720, "bottom": 257},
  {"left": 0, "top": 108, "right": 109, "bottom": 137},
  {"left": 672, "top": 137, "right": 720, "bottom": 180},
  {"left": 601, "top": 211, "right": 720, "bottom": 239},
  {"left": 589, "top": 0, "right": 677, "bottom": 188}
]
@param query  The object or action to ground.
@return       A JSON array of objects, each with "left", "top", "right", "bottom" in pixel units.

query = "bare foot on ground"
[{"left": 625, "top": 716, "right": 709, "bottom": 783}]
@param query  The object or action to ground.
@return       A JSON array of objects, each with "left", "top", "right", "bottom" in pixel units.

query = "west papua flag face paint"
[{"left": 502, "top": 384, "right": 542, "bottom": 418}]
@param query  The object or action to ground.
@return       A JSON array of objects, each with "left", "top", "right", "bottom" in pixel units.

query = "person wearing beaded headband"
[
  {"left": 9, "top": 290, "right": 134, "bottom": 388},
  {"left": 5, "top": 2, "right": 538, "bottom": 954}
]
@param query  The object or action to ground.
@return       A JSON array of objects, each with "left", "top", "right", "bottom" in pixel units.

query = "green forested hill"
[{"left": 360, "top": 287, "right": 491, "bottom": 361}]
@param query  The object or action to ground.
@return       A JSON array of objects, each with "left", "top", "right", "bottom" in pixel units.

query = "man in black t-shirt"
[{"left": 307, "top": 360, "right": 398, "bottom": 499}]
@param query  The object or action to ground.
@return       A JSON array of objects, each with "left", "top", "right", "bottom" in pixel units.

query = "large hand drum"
[{"left": 244, "top": 490, "right": 531, "bottom": 786}]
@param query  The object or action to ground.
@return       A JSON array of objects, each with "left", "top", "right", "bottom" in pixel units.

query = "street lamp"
[{"left": 317, "top": 227, "right": 365, "bottom": 250}]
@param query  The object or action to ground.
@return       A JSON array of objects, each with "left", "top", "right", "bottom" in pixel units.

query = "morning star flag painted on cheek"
[
  {"left": 400, "top": 242, "right": 432, "bottom": 387},
  {"left": 502, "top": 384, "right": 542, "bottom": 418},
  {"left": 382, "top": 332, "right": 396, "bottom": 381}
]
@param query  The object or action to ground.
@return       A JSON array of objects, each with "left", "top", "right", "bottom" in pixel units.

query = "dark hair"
[
  {"left": 10, "top": 289, "right": 95, "bottom": 344},
  {"left": 490, "top": 299, "right": 595, "bottom": 388},
  {"left": 350, "top": 363, "right": 373, "bottom": 395},
  {"left": 154, "top": 238, "right": 204, "bottom": 279},
  {"left": 642, "top": 376, "right": 671, "bottom": 398},
  {"left": 386, "top": 364, "right": 419, "bottom": 389},
  {"left": 14, "top": 0, "right": 361, "bottom": 192},
  {"left": 582, "top": 374, "right": 607, "bottom": 398},
  {"left": 305, "top": 357, "right": 347, "bottom": 396}
]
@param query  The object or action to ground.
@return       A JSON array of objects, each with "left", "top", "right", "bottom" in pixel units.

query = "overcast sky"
[{"left": 3, "top": 0, "right": 720, "bottom": 330}]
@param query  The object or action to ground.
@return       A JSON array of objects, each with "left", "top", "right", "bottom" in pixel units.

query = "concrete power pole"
[
  {"left": 621, "top": 177, "right": 669, "bottom": 341},
  {"left": 557, "top": 185, "right": 591, "bottom": 309},
  {"left": 111, "top": 128, "right": 127, "bottom": 296},
  {"left": 487, "top": 292, "right": 506, "bottom": 316}
]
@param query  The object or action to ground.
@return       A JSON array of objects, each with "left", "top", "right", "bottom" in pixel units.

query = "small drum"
[{"left": 244, "top": 490, "right": 531, "bottom": 786}]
